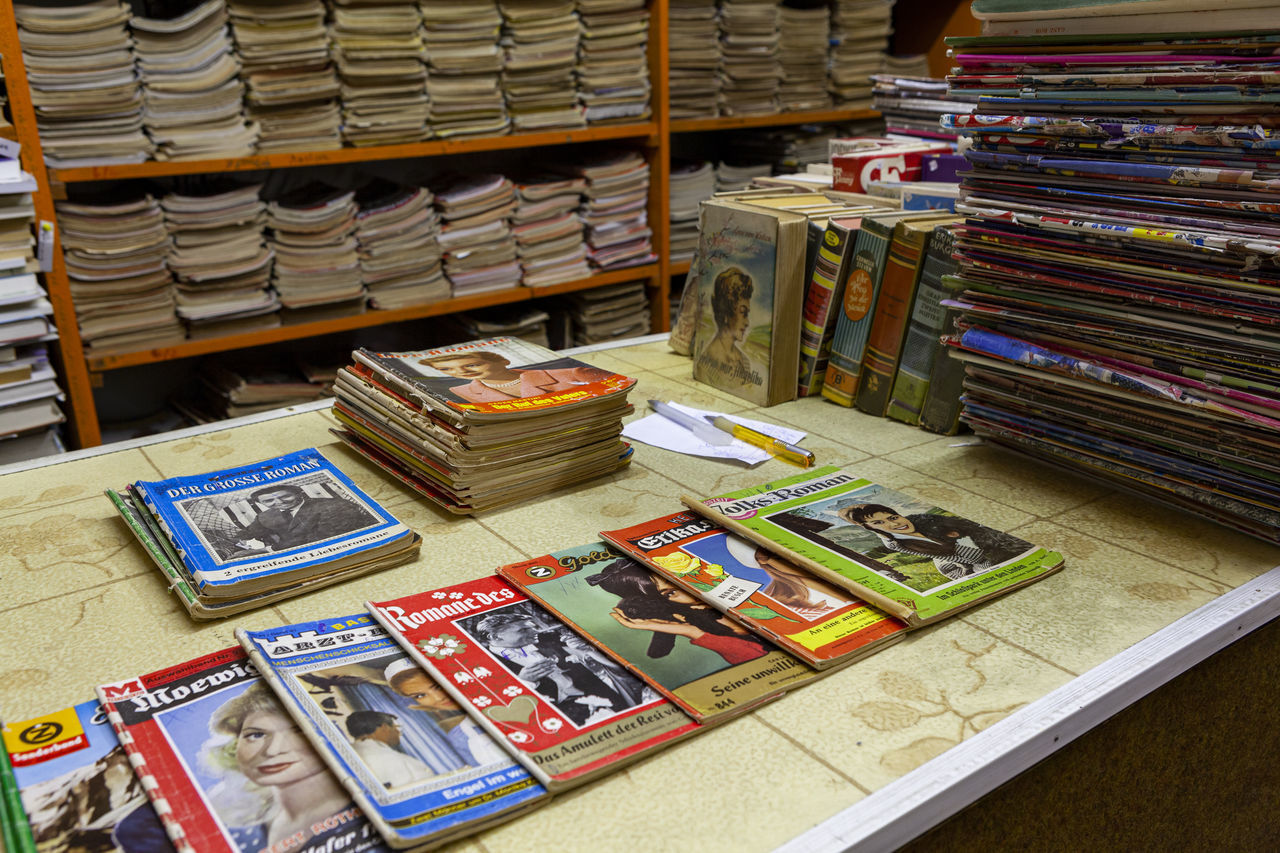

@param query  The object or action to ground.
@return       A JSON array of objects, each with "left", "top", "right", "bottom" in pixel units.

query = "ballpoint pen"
[
  {"left": 706, "top": 415, "right": 815, "bottom": 467},
  {"left": 648, "top": 400, "right": 732, "bottom": 445}
]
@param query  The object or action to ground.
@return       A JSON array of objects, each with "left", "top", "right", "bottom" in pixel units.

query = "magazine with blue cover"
[
  {"left": 131, "top": 449, "right": 415, "bottom": 598},
  {"left": 237, "top": 613, "right": 548, "bottom": 849}
]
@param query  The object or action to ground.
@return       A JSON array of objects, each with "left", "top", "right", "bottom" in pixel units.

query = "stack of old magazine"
[
  {"left": 105, "top": 448, "right": 421, "bottom": 618},
  {"left": 331, "top": 336, "right": 637, "bottom": 513}
]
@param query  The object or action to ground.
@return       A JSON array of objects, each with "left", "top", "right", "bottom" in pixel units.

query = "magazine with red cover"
[
  {"left": 600, "top": 511, "right": 909, "bottom": 669},
  {"left": 495, "top": 543, "right": 822, "bottom": 724},
  {"left": 96, "top": 647, "right": 389, "bottom": 853},
  {"left": 367, "top": 576, "right": 699, "bottom": 791}
]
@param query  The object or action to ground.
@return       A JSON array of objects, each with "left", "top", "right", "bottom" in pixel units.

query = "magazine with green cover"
[{"left": 683, "top": 467, "right": 1065, "bottom": 627}]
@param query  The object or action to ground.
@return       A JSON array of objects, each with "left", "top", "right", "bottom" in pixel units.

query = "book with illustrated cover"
[
  {"left": 368, "top": 576, "right": 699, "bottom": 791},
  {"left": 599, "top": 511, "right": 909, "bottom": 669},
  {"left": 796, "top": 216, "right": 863, "bottom": 398},
  {"left": 3, "top": 699, "right": 167, "bottom": 853},
  {"left": 352, "top": 337, "right": 636, "bottom": 423},
  {"left": 496, "top": 543, "right": 820, "bottom": 723},
  {"left": 237, "top": 614, "right": 548, "bottom": 849},
  {"left": 95, "top": 647, "right": 389, "bottom": 853},
  {"left": 683, "top": 467, "right": 1066, "bottom": 627},
  {"left": 690, "top": 199, "right": 809, "bottom": 407},
  {"left": 121, "top": 449, "right": 419, "bottom": 600}
]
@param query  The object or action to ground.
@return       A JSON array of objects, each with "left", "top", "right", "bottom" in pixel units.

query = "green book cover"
[{"left": 886, "top": 225, "right": 960, "bottom": 426}]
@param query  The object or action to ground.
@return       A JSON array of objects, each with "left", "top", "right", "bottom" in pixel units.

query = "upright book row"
[{"left": 6, "top": 463, "right": 1062, "bottom": 852}]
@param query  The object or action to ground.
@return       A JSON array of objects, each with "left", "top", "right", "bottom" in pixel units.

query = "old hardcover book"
[
  {"left": 121, "top": 448, "right": 419, "bottom": 600},
  {"left": 496, "top": 543, "right": 820, "bottom": 723},
  {"left": 821, "top": 210, "right": 952, "bottom": 406},
  {"left": 683, "top": 466, "right": 1065, "bottom": 627},
  {"left": 855, "top": 216, "right": 963, "bottom": 417},
  {"left": 599, "top": 511, "right": 908, "bottom": 669},
  {"left": 917, "top": 304, "right": 969, "bottom": 435},
  {"left": 368, "top": 575, "right": 699, "bottom": 791},
  {"left": 797, "top": 215, "right": 863, "bottom": 398},
  {"left": 4, "top": 699, "right": 165, "bottom": 853},
  {"left": 237, "top": 613, "right": 548, "bottom": 849},
  {"left": 95, "top": 647, "right": 387, "bottom": 853},
  {"left": 886, "top": 224, "right": 962, "bottom": 426},
  {"left": 690, "top": 199, "right": 808, "bottom": 407}
]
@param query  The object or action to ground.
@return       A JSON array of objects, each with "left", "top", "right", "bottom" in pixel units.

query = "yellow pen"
[{"left": 708, "top": 416, "right": 815, "bottom": 467}]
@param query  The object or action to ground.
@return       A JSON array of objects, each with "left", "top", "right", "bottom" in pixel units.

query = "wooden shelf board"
[
  {"left": 85, "top": 265, "right": 659, "bottom": 371},
  {"left": 669, "top": 259, "right": 692, "bottom": 277},
  {"left": 52, "top": 123, "right": 660, "bottom": 183},
  {"left": 670, "top": 109, "right": 879, "bottom": 134}
]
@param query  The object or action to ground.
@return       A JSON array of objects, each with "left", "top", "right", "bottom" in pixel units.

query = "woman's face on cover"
[
  {"left": 725, "top": 298, "right": 750, "bottom": 341},
  {"left": 235, "top": 709, "right": 325, "bottom": 788},
  {"left": 860, "top": 512, "right": 917, "bottom": 536},
  {"left": 429, "top": 355, "right": 506, "bottom": 379},
  {"left": 652, "top": 575, "right": 698, "bottom": 605},
  {"left": 394, "top": 670, "right": 454, "bottom": 712}
]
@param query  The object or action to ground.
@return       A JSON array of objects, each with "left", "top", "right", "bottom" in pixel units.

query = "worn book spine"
[
  {"left": 886, "top": 225, "right": 961, "bottom": 425},
  {"left": 855, "top": 220, "right": 946, "bottom": 418},
  {"left": 797, "top": 219, "right": 857, "bottom": 398},
  {"left": 918, "top": 310, "right": 969, "bottom": 435},
  {"left": 820, "top": 218, "right": 896, "bottom": 406}
]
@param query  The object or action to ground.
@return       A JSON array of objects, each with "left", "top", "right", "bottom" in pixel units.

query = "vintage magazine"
[
  {"left": 4, "top": 699, "right": 167, "bottom": 853},
  {"left": 496, "top": 543, "right": 820, "bottom": 723},
  {"left": 599, "top": 511, "right": 909, "bottom": 669},
  {"left": 368, "top": 576, "right": 699, "bottom": 791},
  {"left": 95, "top": 647, "right": 389, "bottom": 853},
  {"left": 237, "top": 614, "right": 548, "bottom": 849},
  {"left": 685, "top": 467, "right": 1065, "bottom": 627},
  {"left": 352, "top": 336, "right": 636, "bottom": 422},
  {"left": 128, "top": 448, "right": 417, "bottom": 598}
]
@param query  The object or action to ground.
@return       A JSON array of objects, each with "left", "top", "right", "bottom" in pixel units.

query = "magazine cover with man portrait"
[
  {"left": 369, "top": 575, "right": 698, "bottom": 790},
  {"left": 237, "top": 613, "right": 547, "bottom": 848}
]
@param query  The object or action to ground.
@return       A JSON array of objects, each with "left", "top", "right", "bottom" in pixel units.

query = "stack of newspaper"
[
  {"left": 828, "top": 0, "right": 895, "bottom": 108},
  {"left": 354, "top": 181, "right": 448, "bottom": 309},
  {"left": 668, "top": 0, "right": 720, "bottom": 119},
  {"left": 435, "top": 174, "right": 522, "bottom": 295},
  {"left": 267, "top": 184, "right": 366, "bottom": 319},
  {"left": 130, "top": 0, "right": 258, "bottom": 160},
  {"left": 499, "top": 0, "right": 585, "bottom": 130},
  {"left": 228, "top": 0, "right": 342, "bottom": 152},
  {"left": 420, "top": 0, "right": 510, "bottom": 137},
  {"left": 331, "top": 0, "right": 430, "bottom": 146},
  {"left": 668, "top": 159, "right": 715, "bottom": 263},
  {"left": 777, "top": 0, "right": 833, "bottom": 111},
  {"left": 106, "top": 448, "right": 421, "bottom": 618},
  {"left": 14, "top": 0, "right": 154, "bottom": 167},
  {"left": 331, "top": 336, "right": 637, "bottom": 513},
  {"left": 512, "top": 173, "right": 591, "bottom": 285},
  {"left": 576, "top": 0, "right": 652, "bottom": 123},
  {"left": 560, "top": 278, "right": 650, "bottom": 345},
  {"left": 572, "top": 150, "right": 657, "bottom": 270},
  {"left": 718, "top": 0, "right": 781, "bottom": 116}
]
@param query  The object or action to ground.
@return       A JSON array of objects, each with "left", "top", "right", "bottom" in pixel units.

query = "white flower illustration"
[
  {"left": 453, "top": 672, "right": 474, "bottom": 684},
  {"left": 508, "top": 731, "right": 532, "bottom": 744},
  {"left": 473, "top": 667, "right": 492, "bottom": 678},
  {"left": 473, "top": 696, "right": 492, "bottom": 708},
  {"left": 502, "top": 685, "right": 522, "bottom": 697}
]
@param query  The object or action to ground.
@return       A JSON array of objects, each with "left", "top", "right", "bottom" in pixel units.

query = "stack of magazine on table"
[
  {"left": 105, "top": 447, "right": 421, "bottom": 619},
  {"left": 7, "top": 466, "right": 1065, "bottom": 851},
  {"left": 330, "top": 336, "right": 638, "bottom": 513}
]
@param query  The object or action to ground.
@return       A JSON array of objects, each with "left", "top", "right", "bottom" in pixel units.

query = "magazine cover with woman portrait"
[
  {"left": 95, "top": 646, "right": 389, "bottom": 853},
  {"left": 691, "top": 466, "right": 1065, "bottom": 627},
  {"left": 130, "top": 449, "right": 416, "bottom": 597},
  {"left": 368, "top": 576, "right": 699, "bottom": 791},
  {"left": 236, "top": 613, "right": 548, "bottom": 849},
  {"left": 351, "top": 336, "right": 637, "bottom": 421},
  {"left": 600, "top": 511, "right": 909, "bottom": 669},
  {"left": 496, "top": 543, "right": 820, "bottom": 724}
]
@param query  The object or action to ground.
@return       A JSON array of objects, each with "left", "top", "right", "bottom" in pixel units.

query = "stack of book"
[
  {"left": 449, "top": 304, "right": 553, "bottom": 346},
  {"left": 434, "top": 173, "right": 522, "bottom": 296},
  {"left": 419, "top": 0, "right": 510, "bottom": 137},
  {"left": 498, "top": 0, "right": 585, "bottom": 130},
  {"left": 937, "top": 6, "right": 1280, "bottom": 544},
  {"left": 267, "top": 184, "right": 365, "bottom": 319},
  {"left": 175, "top": 355, "right": 334, "bottom": 422},
  {"left": 718, "top": 0, "right": 781, "bottom": 116},
  {"left": 228, "top": 0, "right": 342, "bottom": 152},
  {"left": 667, "top": 0, "right": 720, "bottom": 119},
  {"left": 14, "top": 0, "right": 153, "bottom": 168},
  {"left": 512, "top": 173, "right": 592, "bottom": 285},
  {"left": 573, "top": 149, "right": 657, "bottom": 270},
  {"left": 130, "top": 0, "right": 258, "bottom": 161},
  {"left": 331, "top": 0, "right": 430, "bottom": 146},
  {"left": 331, "top": 336, "right": 638, "bottom": 513},
  {"left": 575, "top": 0, "right": 652, "bottom": 123},
  {"left": 828, "top": 0, "right": 895, "bottom": 108},
  {"left": 354, "top": 180, "right": 448, "bottom": 309},
  {"left": 716, "top": 160, "right": 774, "bottom": 192},
  {"left": 106, "top": 447, "right": 421, "bottom": 617},
  {"left": 163, "top": 182, "right": 278, "bottom": 339},
  {"left": 777, "top": 0, "right": 833, "bottom": 112},
  {"left": 668, "top": 159, "right": 716, "bottom": 263},
  {"left": 873, "top": 74, "right": 976, "bottom": 141},
  {"left": 56, "top": 193, "right": 183, "bottom": 353},
  {"left": 561, "top": 278, "right": 650, "bottom": 345}
]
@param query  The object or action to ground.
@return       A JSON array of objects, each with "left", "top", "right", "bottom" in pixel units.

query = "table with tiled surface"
[{"left": 2, "top": 335, "right": 1278, "bottom": 852}]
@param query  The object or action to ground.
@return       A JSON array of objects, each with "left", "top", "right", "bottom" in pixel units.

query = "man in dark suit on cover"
[{"left": 235, "top": 483, "right": 376, "bottom": 552}]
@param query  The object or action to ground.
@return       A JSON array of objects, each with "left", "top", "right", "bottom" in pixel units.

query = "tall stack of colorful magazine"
[
  {"left": 941, "top": 0, "right": 1280, "bottom": 543},
  {"left": 331, "top": 336, "right": 638, "bottom": 513}
]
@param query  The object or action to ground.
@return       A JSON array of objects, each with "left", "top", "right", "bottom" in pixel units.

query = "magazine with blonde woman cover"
[
  {"left": 682, "top": 466, "right": 1065, "bottom": 627},
  {"left": 237, "top": 614, "right": 548, "bottom": 849},
  {"left": 95, "top": 646, "right": 389, "bottom": 853}
]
